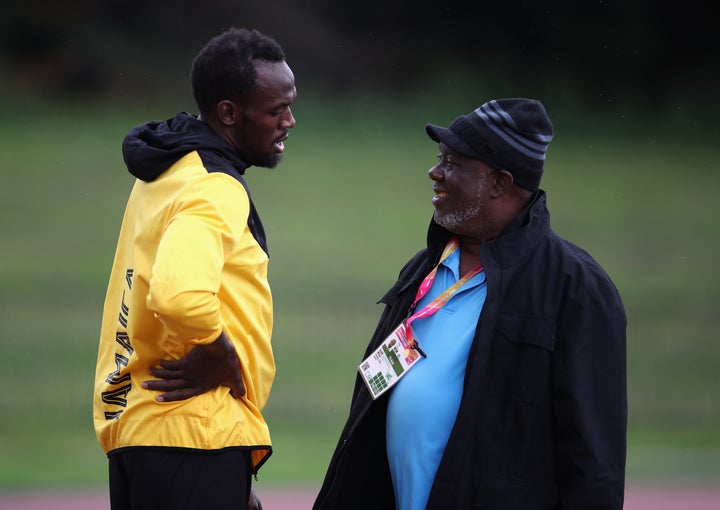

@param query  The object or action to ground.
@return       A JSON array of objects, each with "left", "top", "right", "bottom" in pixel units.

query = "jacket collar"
[{"left": 122, "top": 112, "right": 250, "bottom": 182}]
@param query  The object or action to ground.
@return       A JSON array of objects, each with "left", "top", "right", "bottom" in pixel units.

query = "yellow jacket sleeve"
[{"left": 148, "top": 173, "right": 250, "bottom": 344}]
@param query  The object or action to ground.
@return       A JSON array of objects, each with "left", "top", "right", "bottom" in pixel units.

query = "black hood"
[
  {"left": 121, "top": 112, "right": 269, "bottom": 255},
  {"left": 122, "top": 112, "right": 249, "bottom": 182}
]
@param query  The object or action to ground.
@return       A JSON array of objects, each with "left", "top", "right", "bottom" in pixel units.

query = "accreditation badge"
[{"left": 358, "top": 321, "right": 423, "bottom": 400}]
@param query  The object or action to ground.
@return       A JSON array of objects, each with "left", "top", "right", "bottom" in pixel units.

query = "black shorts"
[{"left": 108, "top": 447, "right": 252, "bottom": 510}]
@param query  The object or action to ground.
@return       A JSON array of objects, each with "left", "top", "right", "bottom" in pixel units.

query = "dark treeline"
[{"left": 2, "top": 0, "right": 716, "bottom": 115}]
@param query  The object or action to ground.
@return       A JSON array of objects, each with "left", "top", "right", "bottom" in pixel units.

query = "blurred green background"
[{"left": 1, "top": 0, "right": 718, "bottom": 495}]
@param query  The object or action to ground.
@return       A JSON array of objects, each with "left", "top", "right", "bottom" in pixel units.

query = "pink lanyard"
[{"left": 405, "top": 237, "right": 483, "bottom": 356}]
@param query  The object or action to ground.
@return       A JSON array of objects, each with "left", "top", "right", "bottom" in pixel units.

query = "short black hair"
[{"left": 190, "top": 27, "right": 285, "bottom": 116}]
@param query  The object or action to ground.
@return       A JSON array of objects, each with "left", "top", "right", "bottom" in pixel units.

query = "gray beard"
[
  {"left": 435, "top": 204, "right": 482, "bottom": 232},
  {"left": 434, "top": 178, "right": 486, "bottom": 233}
]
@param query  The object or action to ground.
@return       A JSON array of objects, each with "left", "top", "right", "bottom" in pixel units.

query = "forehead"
[
  {"left": 439, "top": 142, "right": 495, "bottom": 172},
  {"left": 254, "top": 60, "right": 295, "bottom": 95},
  {"left": 438, "top": 142, "right": 472, "bottom": 159}
]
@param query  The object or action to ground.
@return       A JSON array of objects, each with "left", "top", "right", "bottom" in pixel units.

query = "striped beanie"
[{"left": 425, "top": 98, "right": 554, "bottom": 191}]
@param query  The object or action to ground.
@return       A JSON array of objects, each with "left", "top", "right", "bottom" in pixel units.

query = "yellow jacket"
[{"left": 94, "top": 115, "right": 274, "bottom": 472}]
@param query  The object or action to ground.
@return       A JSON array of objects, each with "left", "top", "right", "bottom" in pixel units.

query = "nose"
[
  {"left": 428, "top": 162, "right": 443, "bottom": 181},
  {"left": 282, "top": 108, "right": 296, "bottom": 129}
]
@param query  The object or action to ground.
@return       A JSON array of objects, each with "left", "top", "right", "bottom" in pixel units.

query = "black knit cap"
[{"left": 425, "top": 98, "right": 554, "bottom": 191}]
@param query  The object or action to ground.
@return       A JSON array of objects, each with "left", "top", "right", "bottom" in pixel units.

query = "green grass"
[{"left": 1, "top": 94, "right": 718, "bottom": 488}]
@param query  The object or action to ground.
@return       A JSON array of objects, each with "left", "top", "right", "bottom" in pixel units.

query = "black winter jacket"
[{"left": 313, "top": 191, "right": 627, "bottom": 510}]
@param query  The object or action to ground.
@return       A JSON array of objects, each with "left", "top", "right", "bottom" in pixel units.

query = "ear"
[
  {"left": 216, "top": 100, "right": 240, "bottom": 126},
  {"left": 489, "top": 170, "right": 514, "bottom": 198}
]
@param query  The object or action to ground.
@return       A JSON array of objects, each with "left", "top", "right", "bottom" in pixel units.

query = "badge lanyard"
[
  {"left": 357, "top": 237, "right": 484, "bottom": 400},
  {"left": 405, "top": 237, "right": 484, "bottom": 356}
]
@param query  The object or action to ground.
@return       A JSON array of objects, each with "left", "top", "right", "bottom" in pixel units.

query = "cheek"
[
  {"left": 456, "top": 178, "right": 486, "bottom": 205},
  {"left": 258, "top": 120, "right": 280, "bottom": 138},
  {"left": 470, "top": 181, "right": 487, "bottom": 203},
  {"left": 245, "top": 125, "right": 274, "bottom": 148},
  {"left": 242, "top": 115, "right": 277, "bottom": 137}
]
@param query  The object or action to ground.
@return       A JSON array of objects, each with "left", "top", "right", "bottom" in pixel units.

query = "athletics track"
[{"left": 1, "top": 484, "right": 719, "bottom": 509}]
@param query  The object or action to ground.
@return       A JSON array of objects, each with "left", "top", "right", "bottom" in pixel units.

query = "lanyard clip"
[{"left": 403, "top": 319, "right": 426, "bottom": 358}]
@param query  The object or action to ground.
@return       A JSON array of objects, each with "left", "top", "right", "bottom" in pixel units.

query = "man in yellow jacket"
[{"left": 93, "top": 27, "right": 297, "bottom": 510}]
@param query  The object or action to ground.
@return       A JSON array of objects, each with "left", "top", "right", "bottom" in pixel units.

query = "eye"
[
  {"left": 271, "top": 105, "right": 289, "bottom": 116},
  {"left": 437, "top": 153, "right": 456, "bottom": 168}
]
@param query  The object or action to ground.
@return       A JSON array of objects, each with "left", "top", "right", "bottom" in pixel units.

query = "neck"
[{"left": 458, "top": 236, "right": 483, "bottom": 276}]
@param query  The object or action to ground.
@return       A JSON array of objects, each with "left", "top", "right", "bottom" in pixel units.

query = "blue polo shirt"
[{"left": 386, "top": 248, "right": 487, "bottom": 510}]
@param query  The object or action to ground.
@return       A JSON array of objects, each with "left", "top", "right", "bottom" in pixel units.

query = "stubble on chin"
[
  {"left": 434, "top": 179, "right": 486, "bottom": 233},
  {"left": 434, "top": 205, "right": 482, "bottom": 233},
  {"left": 250, "top": 153, "right": 282, "bottom": 169}
]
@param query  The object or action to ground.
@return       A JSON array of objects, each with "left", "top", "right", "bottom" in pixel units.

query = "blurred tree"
[{"left": 0, "top": 0, "right": 716, "bottom": 115}]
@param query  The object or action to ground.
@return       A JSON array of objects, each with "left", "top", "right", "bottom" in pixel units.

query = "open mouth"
[
  {"left": 273, "top": 133, "right": 289, "bottom": 153},
  {"left": 432, "top": 189, "right": 448, "bottom": 205}
]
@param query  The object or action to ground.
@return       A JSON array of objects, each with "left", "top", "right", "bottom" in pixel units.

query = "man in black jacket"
[{"left": 313, "top": 98, "right": 627, "bottom": 510}]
